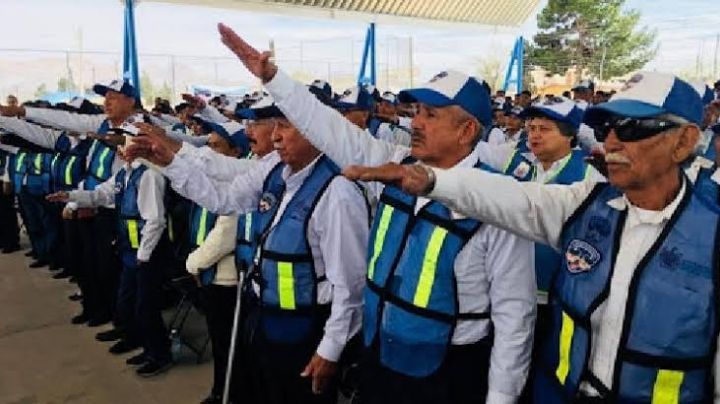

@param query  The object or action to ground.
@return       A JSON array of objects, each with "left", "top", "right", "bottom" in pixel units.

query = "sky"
[{"left": 0, "top": 0, "right": 717, "bottom": 99}]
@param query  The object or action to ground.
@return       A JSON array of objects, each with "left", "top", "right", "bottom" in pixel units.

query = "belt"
[{"left": 76, "top": 208, "right": 97, "bottom": 219}]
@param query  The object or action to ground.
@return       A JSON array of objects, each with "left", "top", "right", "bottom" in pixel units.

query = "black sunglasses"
[{"left": 594, "top": 117, "right": 681, "bottom": 142}]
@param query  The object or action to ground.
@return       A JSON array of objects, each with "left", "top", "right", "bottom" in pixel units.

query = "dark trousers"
[
  {"left": 0, "top": 189, "right": 19, "bottom": 249},
  {"left": 520, "top": 304, "right": 552, "bottom": 403},
  {"left": 43, "top": 201, "right": 63, "bottom": 267},
  {"left": 82, "top": 208, "right": 121, "bottom": 322},
  {"left": 243, "top": 306, "right": 337, "bottom": 404},
  {"left": 360, "top": 339, "right": 491, "bottom": 404},
  {"left": 201, "top": 284, "right": 241, "bottom": 399},
  {"left": 116, "top": 251, "right": 170, "bottom": 362},
  {"left": 19, "top": 191, "right": 46, "bottom": 259},
  {"left": 65, "top": 217, "right": 93, "bottom": 311}
]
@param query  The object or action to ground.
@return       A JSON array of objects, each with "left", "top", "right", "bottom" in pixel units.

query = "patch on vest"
[
  {"left": 565, "top": 239, "right": 601, "bottom": 273},
  {"left": 259, "top": 192, "right": 279, "bottom": 213},
  {"left": 512, "top": 161, "right": 531, "bottom": 179},
  {"left": 659, "top": 247, "right": 682, "bottom": 270}
]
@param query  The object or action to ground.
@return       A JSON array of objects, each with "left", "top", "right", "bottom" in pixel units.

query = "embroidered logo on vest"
[
  {"left": 565, "top": 239, "right": 601, "bottom": 273},
  {"left": 259, "top": 192, "right": 278, "bottom": 213},
  {"left": 659, "top": 247, "right": 682, "bottom": 270},
  {"left": 512, "top": 161, "right": 531, "bottom": 179},
  {"left": 587, "top": 216, "right": 611, "bottom": 243}
]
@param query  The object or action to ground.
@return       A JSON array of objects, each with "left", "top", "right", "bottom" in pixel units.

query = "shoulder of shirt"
[{"left": 325, "top": 175, "right": 367, "bottom": 201}]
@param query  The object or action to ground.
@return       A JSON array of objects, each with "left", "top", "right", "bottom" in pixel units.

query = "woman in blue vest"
[
  {"left": 127, "top": 91, "right": 370, "bottom": 403},
  {"left": 184, "top": 121, "right": 251, "bottom": 404},
  {"left": 362, "top": 71, "right": 720, "bottom": 403},
  {"left": 48, "top": 145, "right": 172, "bottom": 378}
]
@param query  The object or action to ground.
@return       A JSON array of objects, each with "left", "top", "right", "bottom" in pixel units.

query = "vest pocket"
[{"left": 380, "top": 301, "right": 452, "bottom": 377}]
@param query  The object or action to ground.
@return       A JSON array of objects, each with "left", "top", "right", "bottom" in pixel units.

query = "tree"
[
  {"left": 57, "top": 77, "right": 75, "bottom": 92},
  {"left": 476, "top": 57, "right": 504, "bottom": 93},
  {"left": 527, "top": 0, "right": 657, "bottom": 80}
]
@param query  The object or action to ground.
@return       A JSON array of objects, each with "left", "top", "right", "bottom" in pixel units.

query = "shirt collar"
[
  {"left": 281, "top": 154, "right": 323, "bottom": 189},
  {"left": 606, "top": 179, "right": 687, "bottom": 225}
]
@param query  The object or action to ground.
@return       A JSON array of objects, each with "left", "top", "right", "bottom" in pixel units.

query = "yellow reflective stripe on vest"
[
  {"left": 64, "top": 156, "right": 77, "bottom": 185},
  {"left": 413, "top": 227, "right": 449, "bottom": 308},
  {"left": 95, "top": 147, "right": 111, "bottom": 178},
  {"left": 502, "top": 150, "right": 518, "bottom": 173},
  {"left": 277, "top": 262, "right": 296, "bottom": 310},
  {"left": 127, "top": 220, "right": 140, "bottom": 249},
  {"left": 51, "top": 154, "right": 60, "bottom": 171},
  {"left": 555, "top": 311, "right": 575, "bottom": 384},
  {"left": 583, "top": 163, "right": 593, "bottom": 180},
  {"left": 16, "top": 153, "right": 26, "bottom": 170},
  {"left": 196, "top": 208, "right": 209, "bottom": 245},
  {"left": 244, "top": 212, "right": 253, "bottom": 241},
  {"left": 652, "top": 370, "right": 684, "bottom": 404},
  {"left": 367, "top": 205, "right": 394, "bottom": 280},
  {"left": 34, "top": 154, "right": 42, "bottom": 174}
]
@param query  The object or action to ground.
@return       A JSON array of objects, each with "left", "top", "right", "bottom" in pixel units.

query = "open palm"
[{"left": 218, "top": 23, "right": 278, "bottom": 83}]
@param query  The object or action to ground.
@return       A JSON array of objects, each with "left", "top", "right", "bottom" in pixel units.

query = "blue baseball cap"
[
  {"left": 521, "top": 96, "right": 584, "bottom": 130},
  {"left": 205, "top": 121, "right": 250, "bottom": 151},
  {"left": 235, "top": 94, "right": 284, "bottom": 120},
  {"left": 398, "top": 70, "right": 492, "bottom": 127},
  {"left": 310, "top": 79, "right": 333, "bottom": 100},
  {"left": 690, "top": 80, "right": 716, "bottom": 106},
  {"left": 584, "top": 72, "right": 703, "bottom": 126},
  {"left": 335, "top": 86, "right": 374, "bottom": 111},
  {"left": 92, "top": 79, "right": 137, "bottom": 99}
]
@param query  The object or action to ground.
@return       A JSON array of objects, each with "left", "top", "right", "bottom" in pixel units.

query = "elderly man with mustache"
[
  {"left": 213, "top": 23, "right": 535, "bottom": 404},
  {"left": 348, "top": 72, "right": 719, "bottom": 403}
]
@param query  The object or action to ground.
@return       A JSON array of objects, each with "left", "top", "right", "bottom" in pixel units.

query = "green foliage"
[
  {"left": 527, "top": 0, "right": 657, "bottom": 79},
  {"left": 56, "top": 77, "right": 75, "bottom": 92},
  {"left": 34, "top": 83, "right": 48, "bottom": 98}
]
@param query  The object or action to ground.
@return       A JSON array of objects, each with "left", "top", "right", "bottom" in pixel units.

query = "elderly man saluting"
[
  {"left": 350, "top": 72, "right": 719, "bottom": 403},
  {"left": 214, "top": 24, "right": 535, "bottom": 404}
]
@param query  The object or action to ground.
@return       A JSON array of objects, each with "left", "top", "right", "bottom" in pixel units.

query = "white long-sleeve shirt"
[
  {"left": 0, "top": 116, "right": 65, "bottom": 150},
  {"left": 186, "top": 214, "right": 239, "bottom": 286},
  {"left": 162, "top": 153, "right": 368, "bottom": 363},
  {"left": 427, "top": 167, "right": 720, "bottom": 401},
  {"left": 68, "top": 161, "right": 166, "bottom": 262},
  {"left": 264, "top": 70, "right": 535, "bottom": 403},
  {"left": 174, "top": 142, "right": 270, "bottom": 182}
]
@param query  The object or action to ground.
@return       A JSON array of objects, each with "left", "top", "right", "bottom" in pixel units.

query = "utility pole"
[
  {"left": 170, "top": 55, "right": 176, "bottom": 102},
  {"left": 714, "top": 33, "right": 719, "bottom": 80}
]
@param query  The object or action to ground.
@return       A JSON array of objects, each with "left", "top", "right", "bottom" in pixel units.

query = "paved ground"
[{"left": 0, "top": 240, "right": 213, "bottom": 404}]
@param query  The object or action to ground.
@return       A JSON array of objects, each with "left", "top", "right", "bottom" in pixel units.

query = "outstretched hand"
[
  {"left": 181, "top": 93, "right": 206, "bottom": 110},
  {"left": 218, "top": 23, "right": 278, "bottom": 83},
  {"left": 342, "top": 163, "right": 434, "bottom": 196},
  {"left": 123, "top": 136, "right": 176, "bottom": 167},
  {"left": 46, "top": 191, "right": 70, "bottom": 203},
  {"left": 300, "top": 353, "right": 338, "bottom": 395}
]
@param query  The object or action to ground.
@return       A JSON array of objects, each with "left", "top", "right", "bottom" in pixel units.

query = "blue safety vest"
[
  {"left": 25, "top": 152, "right": 53, "bottom": 196},
  {"left": 188, "top": 202, "right": 219, "bottom": 286},
  {"left": 11, "top": 152, "right": 27, "bottom": 193},
  {"left": 84, "top": 120, "right": 115, "bottom": 190},
  {"left": 50, "top": 136, "right": 91, "bottom": 192},
  {"left": 363, "top": 157, "right": 492, "bottom": 378},
  {"left": 694, "top": 166, "right": 720, "bottom": 213},
  {"left": 115, "top": 165, "right": 148, "bottom": 268},
  {"left": 253, "top": 155, "right": 338, "bottom": 344},
  {"left": 535, "top": 182, "right": 719, "bottom": 403},
  {"left": 235, "top": 211, "right": 259, "bottom": 273},
  {"left": 503, "top": 149, "right": 592, "bottom": 301}
]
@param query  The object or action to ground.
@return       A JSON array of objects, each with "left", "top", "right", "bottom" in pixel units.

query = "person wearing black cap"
[
  {"left": 358, "top": 71, "right": 719, "bottom": 403},
  {"left": 210, "top": 24, "right": 535, "bottom": 404},
  {"left": 571, "top": 80, "right": 595, "bottom": 107}
]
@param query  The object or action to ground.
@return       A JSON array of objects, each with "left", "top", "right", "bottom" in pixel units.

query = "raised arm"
[
  {"left": 217, "top": 23, "right": 403, "bottom": 168},
  {"left": 24, "top": 108, "right": 107, "bottom": 134},
  {"left": 0, "top": 116, "right": 63, "bottom": 150}
]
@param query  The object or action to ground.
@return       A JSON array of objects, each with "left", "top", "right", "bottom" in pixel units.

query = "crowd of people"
[{"left": 1, "top": 23, "right": 720, "bottom": 404}]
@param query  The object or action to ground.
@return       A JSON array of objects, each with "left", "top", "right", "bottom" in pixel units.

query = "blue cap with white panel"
[
  {"left": 521, "top": 96, "right": 584, "bottom": 130},
  {"left": 92, "top": 79, "right": 137, "bottom": 99},
  {"left": 398, "top": 70, "right": 492, "bottom": 127},
  {"left": 334, "top": 85, "right": 375, "bottom": 111},
  {"left": 584, "top": 72, "right": 703, "bottom": 126}
]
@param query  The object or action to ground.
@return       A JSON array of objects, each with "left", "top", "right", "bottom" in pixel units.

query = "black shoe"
[
  {"left": 24, "top": 250, "right": 36, "bottom": 257},
  {"left": 71, "top": 313, "right": 90, "bottom": 325},
  {"left": 126, "top": 352, "right": 149, "bottom": 366},
  {"left": 1, "top": 245, "right": 20, "bottom": 254},
  {"left": 29, "top": 259, "right": 49, "bottom": 268},
  {"left": 69, "top": 276, "right": 78, "bottom": 284},
  {"left": 200, "top": 394, "right": 221, "bottom": 404},
  {"left": 53, "top": 270, "right": 72, "bottom": 279},
  {"left": 49, "top": 263, "right": 63, "bottom": 272},
  {"left": 87, "top": 317, "right": 111, "bottom": 327},
  {"left": 136, "top": 358, "right": 173, "bottom": 377},
  {"left": 96, "top": 328, "right": 124, "bottom": 342},
  {"left": 68, "top": 292, "right": 83, "bottom": 302},
  {"left": 109, "top": 339, "right": 141, "bottom": 355}
]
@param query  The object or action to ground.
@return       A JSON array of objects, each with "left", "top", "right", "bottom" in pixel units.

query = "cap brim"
[
  {"left": 520, "top": 106, "right": 565, "bottom": 122},
  {"left": 92, "top": 84, "right": 110, "bottom": 97},
  {"left": 397, "top": 88, "right": 454, "bottom": 107},
  {"left": 583, "top": 99, "right": 666, "bottom": 126}
]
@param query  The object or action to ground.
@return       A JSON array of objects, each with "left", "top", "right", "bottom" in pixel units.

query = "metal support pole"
[{"left": 714, "top": 33, "right": 719, "bottom": 80}]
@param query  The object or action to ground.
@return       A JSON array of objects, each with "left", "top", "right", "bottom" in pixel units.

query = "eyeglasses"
[{"left": 594, "top": 117, "right": 681, "bottom": 142}]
